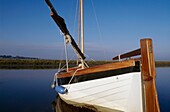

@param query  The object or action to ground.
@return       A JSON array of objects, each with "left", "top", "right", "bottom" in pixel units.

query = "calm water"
[
  {"left": 0, "top": 70, "right": 57, "bottom": 112},
  {"left": 156, "top": 68, "right": 170, "bottom": 112},
  {"left": 0, "top": 68, "right": 170, "bottom": 112}
]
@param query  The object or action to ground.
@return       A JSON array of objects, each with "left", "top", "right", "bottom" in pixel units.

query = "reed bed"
[{"left": 0, "top": 59, "right": 111, "bottom": 69}]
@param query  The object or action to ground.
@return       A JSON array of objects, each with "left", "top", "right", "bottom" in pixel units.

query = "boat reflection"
[{"left": 52, "top": 96, "right": 96, "bottom": 112}]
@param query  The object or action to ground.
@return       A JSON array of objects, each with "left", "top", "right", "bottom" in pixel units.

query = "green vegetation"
[
  {"left": 0, "top": 59, "right": 170, "bottom": 69},
  {"left": 0, "top": 55, "right": 38, "bottom": 60},
  {"left": 155, "top": 61, "right": 170, "bottom": 67},
  {"left": 0, "top": 59, "right": 111, "bottom": 69}
]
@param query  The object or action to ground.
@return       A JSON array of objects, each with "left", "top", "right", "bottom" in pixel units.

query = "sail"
[{"left": 45, "top": 0, "right": 85, "bottom": 60}]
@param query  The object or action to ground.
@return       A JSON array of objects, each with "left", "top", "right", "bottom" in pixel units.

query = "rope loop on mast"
[{"left": 65, "top": 34, "right": 72, "bottom": 44}]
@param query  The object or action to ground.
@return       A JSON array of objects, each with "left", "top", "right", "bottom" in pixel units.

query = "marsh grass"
[
  {"left": 155, "top": 61, "right": 170, "bottom": 67},
  {"left": 0, "top": 59, "right": 169, "bottom": 69},
  {"left": 0, "top": 59, "right": 111, "bottom": 69}
]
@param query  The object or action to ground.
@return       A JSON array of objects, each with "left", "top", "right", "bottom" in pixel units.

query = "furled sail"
[{"left": 45, "top": 0, "right": 85, "bottom": 60}]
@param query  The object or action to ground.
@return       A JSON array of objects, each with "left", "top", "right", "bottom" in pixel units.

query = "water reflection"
[
  {"left": 156, "top": 67, "right": 170, "bottom": 112},
  {"left": 0, "top": 70, "right": 57, "bottom": 112},
  {"left": 52, "top": 96, "right": 96, "bottom": 112}
]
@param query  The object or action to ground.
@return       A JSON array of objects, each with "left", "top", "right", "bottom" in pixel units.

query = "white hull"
[{"left": 59, "top": 72, "right": 144, "bottom": 112}]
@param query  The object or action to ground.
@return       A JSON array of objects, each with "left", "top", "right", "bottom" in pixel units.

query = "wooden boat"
[{"left": 45, "top": 0, "right": 160, "bottom": 112}]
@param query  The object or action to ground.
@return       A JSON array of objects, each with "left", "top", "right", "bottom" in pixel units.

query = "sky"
[{"left": 0, "top": 0, "right": 170, "bottom": 60}]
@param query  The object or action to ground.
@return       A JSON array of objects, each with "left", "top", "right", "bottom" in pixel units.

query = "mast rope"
[
  {"left": 91, "top": 0, "right": 108, "bottom": 61},
  {"left": 66, "top": 68, "right": 82, "bottom": 90},
  {"left": 58, "top": 48, "right": 64, "bottom": 70},
  {"left": 84, "top": 53, "right": 95, "bottom": 61},
  {"left": 73, "top": 0, "right": 79, "bottom": 38},
  {"left": 58, "top": 30, "right": 78, "bottom": 71},
  {"left": 59, "top": 54, "right": 77, "bottom": 71},
  {"left": 65, "top": 61, "right": 89, "bottom": 91}
]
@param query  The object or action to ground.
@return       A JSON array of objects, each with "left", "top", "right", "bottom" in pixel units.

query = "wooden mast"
[
  {"left": 80, "top": 0, "right": 84, "bottom": 55},
  {"left": 80, "top": 0, "right": 85, "bottom": 68},
  {"left": 140, "top": 38, "right": 160, "bottom": 112},
  {"left": 77, "top": 0, "right": 81, "bottom": 65}
]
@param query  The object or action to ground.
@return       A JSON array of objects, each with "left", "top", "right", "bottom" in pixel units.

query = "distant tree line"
[
  {"left": 0, "top": 56, "right": 170, "bottom": 69},
  {"left": 0, "top": 58, "right": 111, "bottom": 69},
  {"left": 155, "top": 61, "right": 170, "bottom": 67},
  {"left": 0, "top": 55, "right": 39, "bottom": 60}
]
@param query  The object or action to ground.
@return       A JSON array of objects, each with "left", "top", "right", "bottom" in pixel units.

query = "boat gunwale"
[{"left": 57, "top": 59, "right": 139, "bottom": 78}]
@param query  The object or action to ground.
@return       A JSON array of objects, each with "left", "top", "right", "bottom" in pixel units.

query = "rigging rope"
[
  {"left": 59, "top": 53, "right": 77, "bottom": 71},
  {"left": 91, "top": 0, "right": 108, "bottom": 61},
  {"left": 84, "top": 53, "right": 95, "bottom": 61},
  {"left": 66, "top": 68, "right": 82, "bottom": 90},
  {"left": 73, "top": 0, "right": 79, "bottom": 38}
]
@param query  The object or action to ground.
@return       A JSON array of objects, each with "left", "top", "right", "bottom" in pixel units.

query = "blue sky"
[{"left": 0, "top": 0, "right": 170, "bottom": 60}]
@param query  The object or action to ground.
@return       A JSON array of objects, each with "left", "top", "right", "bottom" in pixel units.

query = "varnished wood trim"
[
  {"left": 57, "top": 60, "right": 136, "bottom": 78},
  {"left": 140, "top": 38, "right": 160, "bottom": 112},
  {"left": 112, "top": 48, "right": 141, "bottom": 60}
]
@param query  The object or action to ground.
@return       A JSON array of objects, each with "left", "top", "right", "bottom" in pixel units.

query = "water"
[
  {"left": 156, "top": 68, "right": 170, "bottom": 112},
  {"left": 0, "top": 68, "right": 170, "bottom": 112},
  {"left": 0, "top": 70, "right": 57, "bottom": 112}
]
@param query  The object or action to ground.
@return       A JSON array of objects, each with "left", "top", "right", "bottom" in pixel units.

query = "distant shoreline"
[
  {"left": 155, "top": 61, "right": 170, "bottom": 67},
  {"left": 0, "top": 59, "right": 110, "bottom": 69},
  {"left": 0, "top": 59, "right": 170, "bottom": 69}
]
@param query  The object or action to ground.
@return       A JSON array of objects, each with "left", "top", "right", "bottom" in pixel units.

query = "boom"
[{"left": 45, "top": 0, "right": 85, "bottom": 60}]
